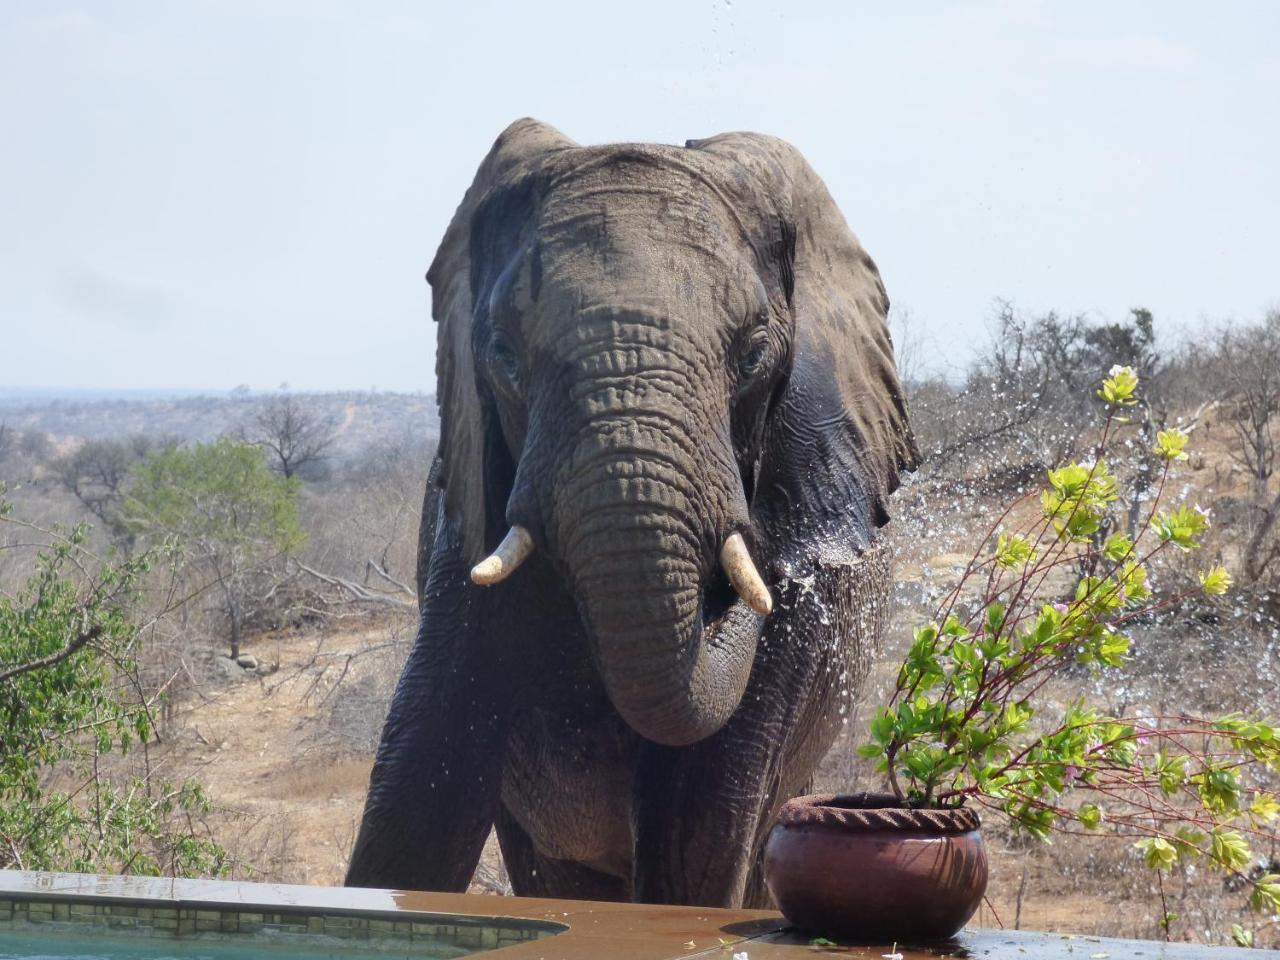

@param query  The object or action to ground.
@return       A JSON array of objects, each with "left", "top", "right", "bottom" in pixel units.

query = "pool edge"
[{"left": 0, "top": 870, "right": 784, "bottom": 960}]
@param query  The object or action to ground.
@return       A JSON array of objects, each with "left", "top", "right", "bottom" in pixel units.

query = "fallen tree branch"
[
  {"left": 364, "top": 559, "right": 414, "bottom": 598},
  {"left": 290, "top": 560, "right": 416, "bottom": 611}
]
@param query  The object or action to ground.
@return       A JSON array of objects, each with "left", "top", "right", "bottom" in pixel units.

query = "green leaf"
[
  {"left": 1135, "top": 836, "right": 1178, "bottom": 870},
  {"left": 1101, "top": 532, "right": 1133, "bottom": 562},
  {"left": 869, "top": 707, "right": 895, "bottom": 745},
  {"left": 1195, "top": 766, "right": 1241, "bottom": 815},
  {"left": 1153, "top": 753, "right": 1188, "bottom": 795},
  {"left": 1153, "top": 505, "right": 1209, "bottom": 550},
  {"left": 1208, "top": 829, "right": 1251, "bottom": 871},
  {"left": 1041, "top": 462, "right": 1119, "bottom": 541},
  {"left": 994, "top": 534, "right": 1035, "bottom": 570},
  {"left": 1098, "top": 365, "right": 1139, "bottom": 406},
  {"left": 1250, "top": 793, "right": 1280, "bottom": 822},
  {"left": 1006, "top": 802, "right": 1056, "bottom": 841},
  {"left": 1118, "top": 561, "right": 1149, "bottom": 603},
  {"left": 1252, "top": 874, "right": 1280, "bottom": 914},
  {"left": 985, "top": 602, "right": 1007, "bottom": 637},
  {"left": 1198, "top": 565, "right": 1233, "bottom": 596},
  {"left": 1153, "top": 427, "right": 1190, "bottom": 461},
  {"left": 902, "top": 747, "right": 936, "bottom": 781},
  {"left": 1003, "top": 701, "right": 1034, "bottom": 733}
]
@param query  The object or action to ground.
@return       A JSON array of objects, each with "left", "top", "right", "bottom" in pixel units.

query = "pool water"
[{"left": 0, "top": 930, "right": 477, "bottom": 960}]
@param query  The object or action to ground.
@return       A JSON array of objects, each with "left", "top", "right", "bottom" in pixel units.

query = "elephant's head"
[{"left": 430, "top": 119, "right": 916, "bottom": 747}]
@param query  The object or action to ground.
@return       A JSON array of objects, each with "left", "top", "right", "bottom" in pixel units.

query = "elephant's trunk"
[{"left": 558, "top": 467, "right": 762, "bottom": 747}]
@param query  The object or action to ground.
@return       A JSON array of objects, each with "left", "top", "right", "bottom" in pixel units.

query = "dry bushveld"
[{"left": 1, "top": 306, "right": 1277, "bottom": 948}]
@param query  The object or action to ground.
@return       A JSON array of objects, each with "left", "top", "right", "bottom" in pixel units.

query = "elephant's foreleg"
[
  {"left": 346, "top": 536, "right": 508, "bottom": 892},
  {"left": 495, "top": 806, "right": 630, "bottom": 902},
  {"left": 631, "top": 725, "right": 785, "bottom": 908},
  {"left": 631, "top": 707, "right": 829, "bottom": 908}
]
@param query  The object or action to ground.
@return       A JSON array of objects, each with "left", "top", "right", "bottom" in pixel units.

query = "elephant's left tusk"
[
  {"left": 471, "top": 526, "right": 534, "bottom": 585},
  {"left": 720, "top": 532, "right": 773, "bottom": 616}
]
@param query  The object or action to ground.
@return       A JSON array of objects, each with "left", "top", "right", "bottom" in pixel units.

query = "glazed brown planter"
[{"left": 763, "top": 792, "right": 987, "bottom": 942}]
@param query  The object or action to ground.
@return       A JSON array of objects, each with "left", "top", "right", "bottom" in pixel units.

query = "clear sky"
[{"left": 2, "top": 1, "right": 1277, "bottom": 393}]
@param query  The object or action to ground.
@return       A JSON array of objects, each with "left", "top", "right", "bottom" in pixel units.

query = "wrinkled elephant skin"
[{"left": 345, "top": 120, "right": 917, "bottom": 908}]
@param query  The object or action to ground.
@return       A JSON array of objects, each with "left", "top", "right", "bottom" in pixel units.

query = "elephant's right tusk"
[
  {"left": 471, "top": 526, "right": 534, "bottom": 586},
  {"left": 720, "top": 532, "right": 773, "bottom": 616}
]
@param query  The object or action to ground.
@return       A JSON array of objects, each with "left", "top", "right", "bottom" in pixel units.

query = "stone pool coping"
[{"left": 0, "top": 870, "right": 1274, "bottom": 959}]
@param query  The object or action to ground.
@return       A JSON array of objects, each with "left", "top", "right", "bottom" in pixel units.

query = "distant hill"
[
  {"left": 0, "top": 389, "right": 439, "bottom": 463},
  {"left": 0, "top": 386, "right": 220, "bottom": 403}
]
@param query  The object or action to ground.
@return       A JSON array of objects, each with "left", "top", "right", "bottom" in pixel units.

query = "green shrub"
[
  {"left": 0, "top": 490, "right": 225, "bottom": 875},
  {"left": 122, "top": 439, "right": 305, "bottom": 657},
  {"left": 863, "top": 367, "right": 1279, "bottom": 926}
]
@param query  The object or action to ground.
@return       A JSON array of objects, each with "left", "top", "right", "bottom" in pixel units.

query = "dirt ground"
[{"left": 158, "top": 623, "right": 386, "bottom": 888}]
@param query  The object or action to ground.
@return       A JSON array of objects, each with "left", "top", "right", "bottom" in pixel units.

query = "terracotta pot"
[{"left": 763, "top": 792, "right": 987, "bottom": 942}]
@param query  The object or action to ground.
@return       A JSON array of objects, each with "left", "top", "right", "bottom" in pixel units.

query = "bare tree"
[
  {"left": 295, "top": 428, "right": 435, "bottom": 601},
  {"left": 1214, "top": 311, "right": 1280, "bottom": 499},
  {"left": 1213, "top": 310, "right": 1280, "bottom": 587},
  {"left": 19, "top": 428, "right": 51, "bottom": 463},
  {"left": 908, "top": 304, "right": 1204, "bottom": 523},
  {"left": 53, "top": 435, "right": 172, "bottom": 536},
  {"left": 912, "top": 301, "right": 1091, "bottom": 475},
  {"left": 889, "top": 304, "right": 927, "bottom": 390},
  {"left": 244, "top": 392, "right": 337, "bottom": 480},
  {"left": 1242, "top": 491, "right": 1280, "bottom": 589}
]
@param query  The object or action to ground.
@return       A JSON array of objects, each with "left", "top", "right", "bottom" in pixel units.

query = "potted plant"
[{"left": 764, "top": 366, "right": 1280, "bottom": 943}]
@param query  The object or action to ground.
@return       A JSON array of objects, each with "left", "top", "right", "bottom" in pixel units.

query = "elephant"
[{"left": 345, "top": 118, "right": 917, "bottom": 908}]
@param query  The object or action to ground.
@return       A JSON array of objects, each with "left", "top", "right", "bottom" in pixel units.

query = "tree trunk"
[
  {"left": 1245, "top": 489, "right": 1280, "bottom": 584},
  {"left": 229, "top": 601, "right": 242, "bottom": 660}
]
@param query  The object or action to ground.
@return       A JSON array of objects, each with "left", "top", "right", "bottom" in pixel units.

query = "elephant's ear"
[
  {"left": 688, "top": 133, "right": 919, "bottom": 566},
  {"left": 429, "top": 118, "right": 576, "bottom": 565}
]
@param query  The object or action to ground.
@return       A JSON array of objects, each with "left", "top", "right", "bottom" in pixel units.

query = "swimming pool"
[
  {"left": 0, "top": 870, "right": 794, "bottom": 960},
  {"left": 0, "top": 872, "right": 564, "bottom": 960}
]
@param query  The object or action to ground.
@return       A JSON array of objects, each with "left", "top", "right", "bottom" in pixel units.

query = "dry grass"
[
  {"left": 150, "top": 613, "right": 520, "bottom": 896},
  {"left": 151, "top": 617, "right": 407, "bottom": 887}
]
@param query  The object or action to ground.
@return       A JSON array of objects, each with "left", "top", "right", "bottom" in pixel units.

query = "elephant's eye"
[
  {"left": 738, "top": 328, "right": 770, "bottom": 378},
  {"left": 492, "top": 338, "right": 520, "bottom": 385}
]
